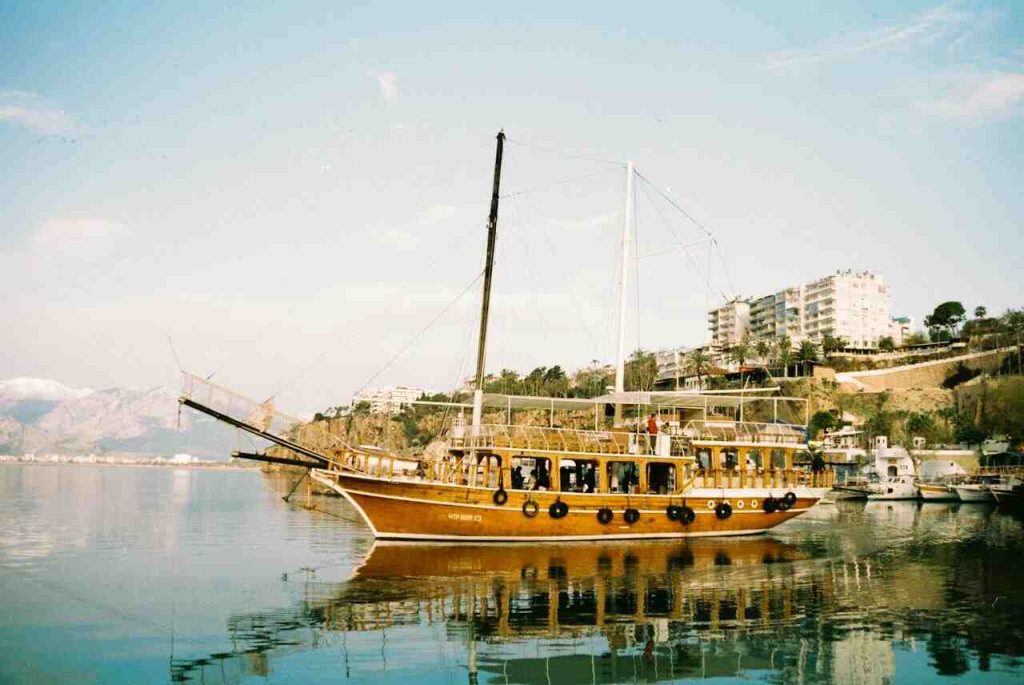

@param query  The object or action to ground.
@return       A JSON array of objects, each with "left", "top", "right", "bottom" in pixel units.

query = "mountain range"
[{"left": 0, "top": 377, "right": 238, "bottom": 459}]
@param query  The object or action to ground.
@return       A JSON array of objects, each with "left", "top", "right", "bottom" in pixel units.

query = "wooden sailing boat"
[{"left": 180, "top": 130, "right": 833, "bottom": 541}]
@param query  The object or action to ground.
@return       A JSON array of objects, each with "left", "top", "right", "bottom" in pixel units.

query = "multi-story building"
[
  {"left": 715, "top": 270, "right": 895, "bottom": 350},
  {"left": 803, "top": 271, "right": 891, "bottom": 348},
  {"left": 350, "top": 386, "right": 425, "bottom": 414},
  {"left": 749, "top": 287, "right": 806, "bottom": 341},
  {"left": 707, "top": 299, "right": 750, "bottom": 348}
]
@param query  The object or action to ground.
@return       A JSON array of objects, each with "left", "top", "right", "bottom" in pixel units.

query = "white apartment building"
[
  {"left": 749, "top": 286, "right": 806, "bottom": 341},
  {"left": 716, "top": 270, "right": 895, "bottom": 349},
  {"left": 803, "top": 270, "right": 892, "bottom": 348},
  {"left": 707, "top": 299, "right": 750, "bottom": 348},
  {"left": 350, "top": 386, "right": 424, "bottom": 414}
]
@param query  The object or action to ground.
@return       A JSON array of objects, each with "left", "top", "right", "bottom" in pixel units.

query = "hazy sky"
[{"left": 2, "top": 1, "right": 1022, "bottom": 414}]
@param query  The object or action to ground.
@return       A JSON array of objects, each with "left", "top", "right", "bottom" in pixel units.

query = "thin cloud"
[
  {"left": 370, "top": 227, "right": 417, "bottom": 250},
  {"left": 373, "top": 71, "right": 399, "bottom": 103},
  {"left": 30, "top": 219, "right": 128, "bottom": 256},
  {"left": 930, "top": 72, "right": 1024, "bottom": 122},
  {"left": 418, "top": 204, "right": 460, "bottom": 224},
  {"left": 764, "top": 3, "right": 971, "bottom": 72},
  {"left": 0, "top": 90, "right": 77, "bottom": 136}
]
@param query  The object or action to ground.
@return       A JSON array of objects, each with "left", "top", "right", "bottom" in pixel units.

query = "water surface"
[{"left": 1, "top": 464, "right": 1022, "bottom": 684}]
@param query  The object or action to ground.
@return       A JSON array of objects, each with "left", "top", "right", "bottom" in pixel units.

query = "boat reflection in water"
[{"left": 173, "top": 501, "right": 1024, "bottom": 684}]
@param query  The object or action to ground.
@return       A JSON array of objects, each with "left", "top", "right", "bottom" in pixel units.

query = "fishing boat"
[
  {"left": 180, "top": 131, "right": 832, "bottom": 541},
  {"left": 866, "top": 475, "right": 919, "bottom": 501},
  {"left": 955, "top": 481, "right": 995, "bottom": 503},
  {"left": 917, "top": 481, "right": 958, "bottom": 501}
]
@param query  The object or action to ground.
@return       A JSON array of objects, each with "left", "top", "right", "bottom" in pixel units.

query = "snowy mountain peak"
[{"left": 0, "top": 377, "right": 95, "bottom": 402}]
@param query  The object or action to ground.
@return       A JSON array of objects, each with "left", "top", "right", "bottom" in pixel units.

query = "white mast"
[{"left": 614, "top": 161, "right": 635, "bottom": 397}]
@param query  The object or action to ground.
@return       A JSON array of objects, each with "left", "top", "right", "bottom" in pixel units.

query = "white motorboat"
[
  {"left": 867, "top": 475, "right": 919, "bottom": 500},
  {"left": 954, "top": 483, "right": 994, "bottom": 503}
]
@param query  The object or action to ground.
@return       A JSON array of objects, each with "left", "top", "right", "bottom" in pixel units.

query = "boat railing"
[
  {"left": 681, "top": 420, "right": 807, "bottom": 445},
  {"left": 686, "top": 467, "right": 833, "bottom": 490},
  {"left": 449, "top": 423, "right": 692, "bottom": 458}
]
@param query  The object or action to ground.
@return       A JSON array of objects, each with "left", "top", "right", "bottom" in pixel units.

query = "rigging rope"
[
  {"left": 637, "top": 180, "right": 728, "bottom": 302},
  {"left": 354, "top": 269, "right": 485, "bottom": 396},
  {"left": 500, "top": 168, "right": 621, "bottom": 200},
  {"left": 504, "top": 136, "right": 625, "bottom": 167}
]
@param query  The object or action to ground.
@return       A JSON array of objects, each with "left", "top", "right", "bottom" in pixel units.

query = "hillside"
[{"left": 0, "top": 377, "right": 237, "bottom": 459}]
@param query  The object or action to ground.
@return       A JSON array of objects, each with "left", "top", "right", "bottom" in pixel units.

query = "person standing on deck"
[{"left": 646, "top": 414, "right": 659, "bottom": 454}]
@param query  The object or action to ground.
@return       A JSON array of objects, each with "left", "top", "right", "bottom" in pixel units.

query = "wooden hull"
[
  {"left": 313, "top": 469, "right": 828, "bottom": 541},
  {"left": 918, "top": 483, "right": 957, "bottom": 501}
]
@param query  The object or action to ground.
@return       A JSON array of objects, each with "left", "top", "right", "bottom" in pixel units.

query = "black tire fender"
[
  {"left": 623, "top": 507, "right": 640, "bottom": 524},
  {"left": 493, "top": 488, "right": 508, "bottom": 506},
  {"left": 783, "top": 491, "right": 798, "bottom": 507},
  {"left": 763, "top": 497, "right": 779, "bottom": 513},
  {"left": 522, "top": 500, "right": 539, "bottom": 518},
  {"left": 666, "top": 504, "right": 683, "bottom": 521},
  {"left": 715, "top": 502, "right": 733, "bottom": 520},
  {"left": 596, "top": 507, "right": 613, "bottom": 524},
  {"left": 549, "top": 500, "right": 569, "bottom": 519},
  {"left": 679, "top": 505, "right": 696, "bottom": 525}
]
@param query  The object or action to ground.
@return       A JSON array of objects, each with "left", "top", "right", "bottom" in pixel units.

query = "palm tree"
[
  {"left": 775, "top": 336, "right": 793, "bottom": 378},
  {"left": 796, "top": 339, "right": 819, "bottom": 376},
  {"left": 727, "top": 334, "right": 752, "bottom": 387},
  {"left": 754, "top": 339, "right": 771, "bottom": 365},
  {"left": 686, "top": 347, "right": 711, "bottom": 389}
]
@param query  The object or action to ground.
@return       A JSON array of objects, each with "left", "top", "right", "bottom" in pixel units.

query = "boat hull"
[
  {"left": 314, "top": 469, "right": 828, "bottom": 541},
  {"left": 918, "top": 483, "right": 958, "bottom": 501},
  {"left": 955, "top": 485, "right": 994, "bottom": 502}
]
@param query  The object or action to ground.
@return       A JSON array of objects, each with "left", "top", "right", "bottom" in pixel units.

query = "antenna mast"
[{"left": 471, "top": 130, "right": 505, "bottom": 434}]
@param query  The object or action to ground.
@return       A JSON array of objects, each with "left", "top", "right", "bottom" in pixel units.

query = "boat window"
[
  {"left": 510, "top": 456, "right": 552, "bottom": 491},
  {"left": 607, "top": 461, "right": 639, "bottom": 494},
  {"left": 694, "top": 448, "right": 712, "bottom": 471},
  {"left": 721, "top": 448, "right": 739, "bottom": 471},
  {"left": 746, "top": 449, "right": 763, "bottom": 471},
  {"left": 646, "top": 462, "right": 676, "bottom": 494},
  {"left": 559, "top": 459, "right": 598, "bottom": 493},
  {"left": 770, "top": 449, "right": 787, "bottom": 470}
]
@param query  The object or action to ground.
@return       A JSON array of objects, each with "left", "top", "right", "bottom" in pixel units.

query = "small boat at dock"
[{"left": 955, "top": 482, "right": 995, "bottom": 503}]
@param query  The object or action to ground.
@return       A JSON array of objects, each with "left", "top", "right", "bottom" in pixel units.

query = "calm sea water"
[{"left": 1, "top": 464, "right": 1023, "bottom": 684}]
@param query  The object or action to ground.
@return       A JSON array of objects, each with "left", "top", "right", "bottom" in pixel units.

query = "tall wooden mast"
[{"left": 471, "top": 129, "right": 505, "bottom": 434}]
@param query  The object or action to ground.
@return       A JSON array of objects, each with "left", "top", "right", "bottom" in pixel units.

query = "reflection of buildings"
[{"left": 171, "top": 504, "right": 1024, "bottom": 684}]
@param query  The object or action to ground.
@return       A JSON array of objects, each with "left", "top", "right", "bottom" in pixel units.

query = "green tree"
[
  {"left": 686, "top": 347, "right": 711, "bottom": 388},
  {"left": 754, "top": 339, "right": 771, "bottom": 364},
  {"left": 572, "top": 363, "right": 610, "bottom": 398},
  {"left": 727, "top": 334, "right": 753, "bottom": 386},
  {"left": 974, "top": 305, "right": 987, "bottom": 319},
  {"left": 878, "top": 336, "right": 896, "bottom": 352},
  {"left": 542, "top": 365, "right": 570, "bottom": 396},
  {"left": 808, "top": 410, "right": 840, "bottom": 439},
  {"left": 523, "top": 367, "right": 547, "bottom": 395},
  {"left": 624, "top": 350, "right": 658, "bottom": 391},
  {"left": 796, "top": 339, "right": 818, "bottom": 376},
  {"left": 924, "top": 301, "right": 966, "bottom": 340},
  {"left": 775, "top": 336, "right": 794, "bottom": 377},
  {"left": 822, "top": 334, "right": 847, "bottom": 355}
]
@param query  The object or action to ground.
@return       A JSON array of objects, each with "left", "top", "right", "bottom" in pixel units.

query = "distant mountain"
[{"left": 0, "top": 377, "right": 238, "bottom": 459}]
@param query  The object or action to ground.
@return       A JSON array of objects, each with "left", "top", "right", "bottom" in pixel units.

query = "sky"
[{"left": 1, "top": 0, "right": 1022, "bottom": 414}]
